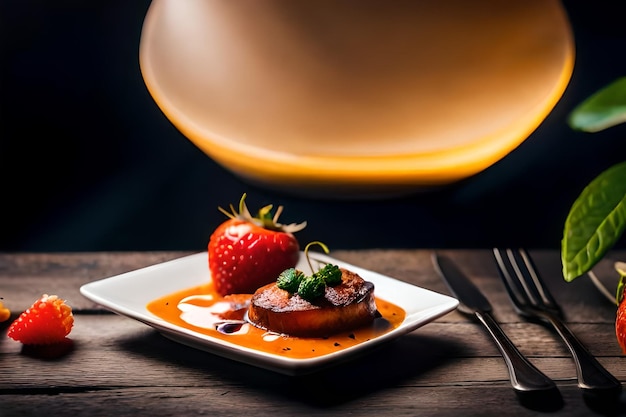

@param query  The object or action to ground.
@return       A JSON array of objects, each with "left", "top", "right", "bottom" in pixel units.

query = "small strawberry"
[
  {"left": 615, "top": 262, "right": 626, "bottom": 353},
  {"left": 7, "top": 294, "right": 74, "bottom": 345},
  {"left": 208, "top": 194, "right": 306, "bottom": 296}
]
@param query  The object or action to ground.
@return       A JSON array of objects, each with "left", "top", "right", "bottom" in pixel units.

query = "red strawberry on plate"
[
  {"left": 209, "top": 194, "right": 306, "bottom": 296},
  {"left": 7, "top": 294, "right": 74, "bottom": 345}
]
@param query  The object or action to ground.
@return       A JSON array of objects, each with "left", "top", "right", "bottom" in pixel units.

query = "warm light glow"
[{"left": 140, "top": 0, "right": 574, "bottom": 196}]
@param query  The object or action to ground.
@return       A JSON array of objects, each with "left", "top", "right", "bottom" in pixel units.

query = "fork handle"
[
  {"left": 475, "top": 310, "right": 556, "bottom": 393},
  {"left": 546, "top": 314, "right": 622, "bottom": 393}
]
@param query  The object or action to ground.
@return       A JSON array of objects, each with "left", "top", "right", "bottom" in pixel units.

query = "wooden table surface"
[{"left": 2, "top": 249, "right": 626, "bottom": 416}]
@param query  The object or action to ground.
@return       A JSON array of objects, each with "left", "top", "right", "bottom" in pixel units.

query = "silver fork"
[{"left": 493, "top": 248, "right": 621, "bottom": 394}]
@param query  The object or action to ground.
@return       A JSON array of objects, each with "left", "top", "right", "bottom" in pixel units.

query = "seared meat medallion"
[{"left": 248, "top": 268, "right": 377, "bottom": 337}]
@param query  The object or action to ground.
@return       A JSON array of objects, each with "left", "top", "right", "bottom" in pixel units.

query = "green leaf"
[
  {"left": 562, "top": 161, "right": 626, "bottom": 281},
  {"left": 568, "top": 77, "right": 626, "bottom": 132}
]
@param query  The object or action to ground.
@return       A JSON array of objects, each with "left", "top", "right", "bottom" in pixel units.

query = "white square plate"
[{"left": 80, "top": 252, "right": 458, "bottom": 375}]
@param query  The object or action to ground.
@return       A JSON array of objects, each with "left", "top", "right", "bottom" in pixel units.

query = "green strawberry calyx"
[{"left": 217, "top": 193, "right": 307, "bottom": 233}]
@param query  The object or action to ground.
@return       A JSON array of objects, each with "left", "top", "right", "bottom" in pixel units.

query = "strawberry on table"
[
  {"left": 209, "top": 194, "right": 306, "bottom": 296},
  {"left": 617, "top": 304, "right": 626, "bottom": 354},
  {"left": 7, "top": 294, "right": 74, "bottom": 345},
  {"left": 615, "top": 262, "right": 626, "bottom": 353}
]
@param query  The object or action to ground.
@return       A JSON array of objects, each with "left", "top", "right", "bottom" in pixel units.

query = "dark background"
[{"left": 2, "top": 0, "right": 625, "bottom": 253}]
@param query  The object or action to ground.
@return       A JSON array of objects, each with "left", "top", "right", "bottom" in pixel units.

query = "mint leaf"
[
  {"left": 562, "top": 161, "right": 626, "bottom": 281},
  {"left": 568, "top": 77, "right": 626, "bottom": 132}
]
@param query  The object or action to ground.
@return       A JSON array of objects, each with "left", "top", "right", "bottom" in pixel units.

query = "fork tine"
[
  {"left": 516, "top": 248, "right": 561, "bottom": 314},
  {"left": 493, "top": 248, "right": 529, "bottom": 309},
  {"left": 495, "top": 248, "right": 561, "bottom": 315},
  {"left": 506, "top": 249, "right": 541, "bottom": 306}
]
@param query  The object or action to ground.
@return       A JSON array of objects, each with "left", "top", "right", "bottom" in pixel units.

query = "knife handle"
[{"left": 475, "top": 310, "right": 556, "bottom": 393}]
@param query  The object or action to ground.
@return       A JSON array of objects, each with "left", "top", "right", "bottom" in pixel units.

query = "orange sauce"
[{"left": 147, "top": 283, "right": 405, "bottom": 359}]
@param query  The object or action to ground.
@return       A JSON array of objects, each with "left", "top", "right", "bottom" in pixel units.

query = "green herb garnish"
[
  {"left": 275, "top": 241, "right": 343, "bottom": 301},
  {"left": 276, "top": 268, "right": 305, "bottom": 293},
  {"left": 297, "top": 275, "right": 326, "bottom": 300},
  {"left": 314, "top": 264, "right": 342, "bottom": 287}
]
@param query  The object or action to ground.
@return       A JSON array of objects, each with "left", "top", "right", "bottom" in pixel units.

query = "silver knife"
[{"left": 432, "top": 253, "right": 557, "bottom": 394}]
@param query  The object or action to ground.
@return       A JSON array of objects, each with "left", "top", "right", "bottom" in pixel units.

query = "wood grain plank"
[
  {"left": 2, "top": 384, "right": 624, "bottom": 417},
  {"left": 2, "top": 316, "right": 624, "bottom": 388},
  {"left": 0, "top": 252, "right": 194, "bottom": 310},
  {"left": 2, "top": 251, "right": 626, "bottom": 417},
  {"left": 2, "top": 249, "right": 623, "bottom": 318}
]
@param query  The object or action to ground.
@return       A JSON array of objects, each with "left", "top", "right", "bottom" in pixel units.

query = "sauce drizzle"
[{"left": 147, "top": 283, "right": 406, "bottom": 359}]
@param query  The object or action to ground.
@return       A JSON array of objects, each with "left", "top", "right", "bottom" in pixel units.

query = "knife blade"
[
  {"left": 433, "top": 253, "right": 492, "bottom": 314},
  {"left": 432, "top": 252, "right": 557, "bottom": 395}
]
